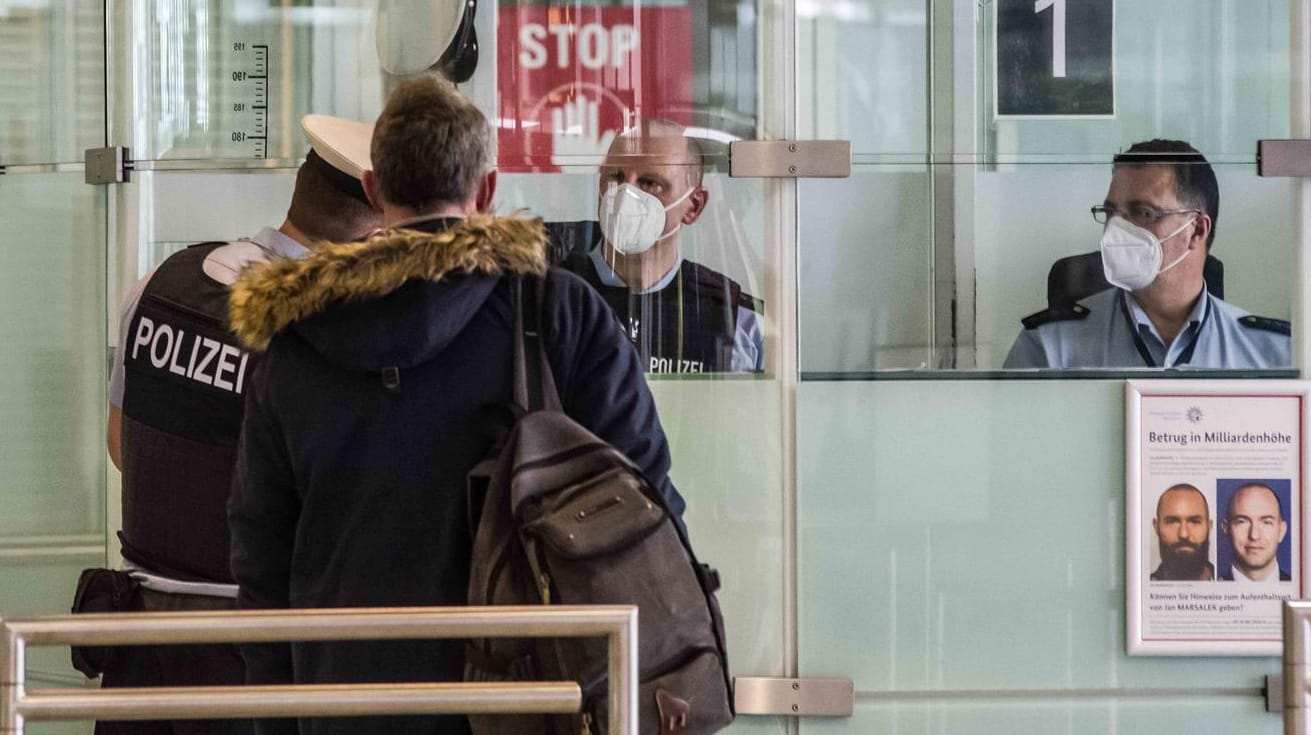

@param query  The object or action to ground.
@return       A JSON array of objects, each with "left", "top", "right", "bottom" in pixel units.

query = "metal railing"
[
  {"left": 1288, "top": 601, "right": 1311, "bottom": 734},
  {"left": 1, "top": 604, "right": 638, "bottom": 734}
]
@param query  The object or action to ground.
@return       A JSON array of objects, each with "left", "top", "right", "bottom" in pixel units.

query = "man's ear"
[
  {"left": 361, "top": 170, "right": 384, "bottom": 213},
  {"left": 475, "top": 169, "right": 498, "bottom": 213},
  {"left": 1279, "top": 520, "right": 1289, "bottom": 543},
  {"left": 682, "top": 185, "right": 709, "bottom": 226},
  {"left": 1190, "top": 212, "right": 1212, "bottom": 250},
  {"left": 1220, "top": 518, "right": 1231, "bottom": 537}
]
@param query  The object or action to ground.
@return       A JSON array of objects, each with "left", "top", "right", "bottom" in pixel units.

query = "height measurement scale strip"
[{"left": 230, "top": 43, "right": 270, "bottom": 158}]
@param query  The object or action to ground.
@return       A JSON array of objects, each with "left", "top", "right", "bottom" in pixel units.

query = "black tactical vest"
[
  {"left": 119, "top": 241, "right": 260, "bottom": 583},
  {"left": 554, "top": 222, "right": 759, "bottom": 374}
]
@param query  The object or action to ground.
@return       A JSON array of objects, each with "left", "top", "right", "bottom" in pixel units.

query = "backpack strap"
[{"left": 513, "top": 276, "right": 562, "bottom": 412}]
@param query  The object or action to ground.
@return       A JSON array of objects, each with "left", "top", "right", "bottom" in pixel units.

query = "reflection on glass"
[
  {"left": 800, "top": 155, "right": 1294, "bottom": 374},
  {"left": 497, "top": 0, "right": 765, "bottom": 375},
  {"left": 796, "top": 380, "right": 1281, "bottom": 693},
  {"left": 0, "top": 174, "right": 105, "bottom": 537},
  {"left": 799, "top": 170, "right": 933, "bottom": 372},
  {"left": 0, "top": 0, "right": 105, "bottom": 165},
  {"left": 133, "top": 169, "right": 298, "bottom": 273},
  {"left": 497, "top": 0, "right": 757, "bottom": 172},
  {"left": 797, "top": 0, "right": 926, "bottom": 156},
  {"left": 133, "top": 1, "right": 383, "bottom": 160},
  {"left": 984, "top": 0, "right": 1290, "bottom": 160},
  {"left": 799, "top": 1, "right": 1296, "bottom": 376}
]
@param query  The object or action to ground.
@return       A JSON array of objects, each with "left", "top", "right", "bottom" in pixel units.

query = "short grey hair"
[{"left": 370, "top": 75, "right": 492, "bottom": 210}]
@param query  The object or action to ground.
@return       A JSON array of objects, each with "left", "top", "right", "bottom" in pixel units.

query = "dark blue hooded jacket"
[{"left": 227, "top": 215, "right": 683, "bottom": 735}]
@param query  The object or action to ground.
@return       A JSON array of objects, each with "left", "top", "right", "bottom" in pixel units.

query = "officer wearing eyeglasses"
[{"left": 1004, "top": 139, "right": 1290, "bottom": 369}]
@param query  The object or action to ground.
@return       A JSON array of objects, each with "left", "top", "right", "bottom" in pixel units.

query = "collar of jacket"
[{"left": 229, "top": 213, "right": 548, "bottom": 351}]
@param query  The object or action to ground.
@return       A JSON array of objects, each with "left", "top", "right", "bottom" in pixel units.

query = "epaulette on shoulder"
[
  {"left": 737, "top": 290, "right": 764, "bottom": 314},
  {"left": 1021, "top": 303, "right": 1091, "bottom": 330},
  {"left": 1238, "top": 314, "right": 1291, "bottom": 336}
]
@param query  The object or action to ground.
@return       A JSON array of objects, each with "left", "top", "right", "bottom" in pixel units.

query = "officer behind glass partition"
[
  {"left": 96, "top": 115, "right": 380, "bottom": 735},
  {"left": 1004, "top": 139, "right": 1290, "bottom": 370},
  {"left": 553, "top": 120, "right": 764, "bottom": 374}
]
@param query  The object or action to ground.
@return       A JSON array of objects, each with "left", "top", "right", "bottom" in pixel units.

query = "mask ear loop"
[
  {"left": 651, "top": 185, "right": 699, "bottom": 244},
  {"left": 1157, "top": 215, "right": 1200, "bottom": 275}
]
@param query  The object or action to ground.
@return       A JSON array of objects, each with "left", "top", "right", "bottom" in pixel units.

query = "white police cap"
[{"left": 301, "top": 114, "right": 374, "bottom": 179}]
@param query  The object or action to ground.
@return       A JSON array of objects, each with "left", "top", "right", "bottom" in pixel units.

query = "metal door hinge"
[
  {"left": 729, "top": 140, "right": 851, "bottom": 179},
  {"left": 1257, "top": 139, "right": 1311, "bottom": 177},
  {"left": 733, "top": 676, "right": 853, "bottom": 717},
  {"left": 85, "top": 147, "right": 131, "bottom": 185},
  {"left": 1266, "top": 673, "right": 1284, "bottom": 713}
]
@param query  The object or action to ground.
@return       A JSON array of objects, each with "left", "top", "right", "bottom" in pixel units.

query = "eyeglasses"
[{"left": 1091, "top": 203, "right": 1200, "bottom": 227}]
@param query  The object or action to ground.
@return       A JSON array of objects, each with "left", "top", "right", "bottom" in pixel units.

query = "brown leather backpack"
[{"left": 464, "top": 276, "right": 733, "bottom": 735}]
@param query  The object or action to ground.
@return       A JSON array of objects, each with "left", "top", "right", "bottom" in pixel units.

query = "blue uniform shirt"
[{"left": 1003, "top": 287, "right": 1291, "bottom": 369}]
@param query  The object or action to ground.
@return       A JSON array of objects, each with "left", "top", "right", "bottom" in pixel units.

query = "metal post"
[
  {"left": 1, "top": 623, "right": 23, "bottom": 735},
  {"left": 1285, "top": 601, "right": 1311, "bottom": 735},
  {"left": 608, "top": 607, "right": 639, "bottom": 735}
]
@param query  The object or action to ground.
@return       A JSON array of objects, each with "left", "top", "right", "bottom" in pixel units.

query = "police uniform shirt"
[
  {"left": 583, "top": 245, "right": 765, "bottom": 373},
  {"left": 109, "top": 227, "right": 308, "bottom": 406},
  {"left": 1003, "top": 286, "right": 1291, "bottom": 370}
]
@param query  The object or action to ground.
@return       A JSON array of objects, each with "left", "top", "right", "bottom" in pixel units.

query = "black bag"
[
  {"left": 464, "top": 276, "right": 733, "bottom": 735},
  {"left": 69, "top": 568, "right": 141, "bottom": 677}
]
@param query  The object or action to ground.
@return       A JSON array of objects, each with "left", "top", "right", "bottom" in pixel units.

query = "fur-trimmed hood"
[{"left": 229, "top": 214, "right": 547, "bottom": 370}]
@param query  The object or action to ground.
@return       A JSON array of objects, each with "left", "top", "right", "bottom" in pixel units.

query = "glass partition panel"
[
  {"left": 977, "top": 162, "right": 1294, "bottom": 371},
  {"left": 649, "top": 381, "right": 786, "bottom": 695},
  {"left": 0, "top": 0, "right": 105, "bottom": 166},
  {"left": 801, "top": 160, "right": 1297, "bottom": 375},
  {"left": 809, "top": 697, "right": 1275, "bottom": 735},
  {"left": 982, "top": 0, "right": 1290, "bottom": 161},
  {"left": 799, "top": 0, "right": 1298, "bottom": 376},
  {"left": 0, "top": 172, "right": 108, "bottom": 735},
  {"left": 129, "top": 1, "right": 385, "bottom": 161},
  {"left": 128, "top": 168, "right": 299, "bottom": 274},
  {"left": 0, "top": 173, "right": 106, "bottom": 541},
  {"left": 799, "top": 169, "right": 932, "bottom": 372},
  {"left": 798, "top": 380, "right": 1276, "bottom": 698},
  {"left": 496, "top": 0, "right": 767, "bottom": 375},
  {"left": 120, "top": 4, "right": 785, "bottom": 726},
  {"left": 494, "top": 3, "right": 783, "bottom": 719},
  {"left": 797, "top": 0, "right": 926, "bottom": 157}
]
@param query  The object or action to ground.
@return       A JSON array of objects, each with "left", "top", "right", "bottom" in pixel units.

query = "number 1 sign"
[{"left": 996, "top": 0, "right": 1114, "bottom": 118}]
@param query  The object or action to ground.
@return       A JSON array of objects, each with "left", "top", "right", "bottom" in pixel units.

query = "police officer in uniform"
[
  {"left": 1004, "top": 139, "right": 1290, "bottom": 370},
  {"left": 97, "top": 115, "right": 380, "bottom": 735},
  {"left": 553, "top": 120, "right": 764, "bottom": 374}
]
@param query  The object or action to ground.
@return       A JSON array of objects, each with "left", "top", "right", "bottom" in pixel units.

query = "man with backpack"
[{"left": 227, "top": 76, "right": 686, "bottom": 735}]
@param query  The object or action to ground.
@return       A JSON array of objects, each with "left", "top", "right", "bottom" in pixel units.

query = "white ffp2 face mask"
[
  {"left": 598, "top": 183, "right": 695, "bottom": 256},
  {"left": 1100, "top": 215, "right": 1197, "bottom": 292}
]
